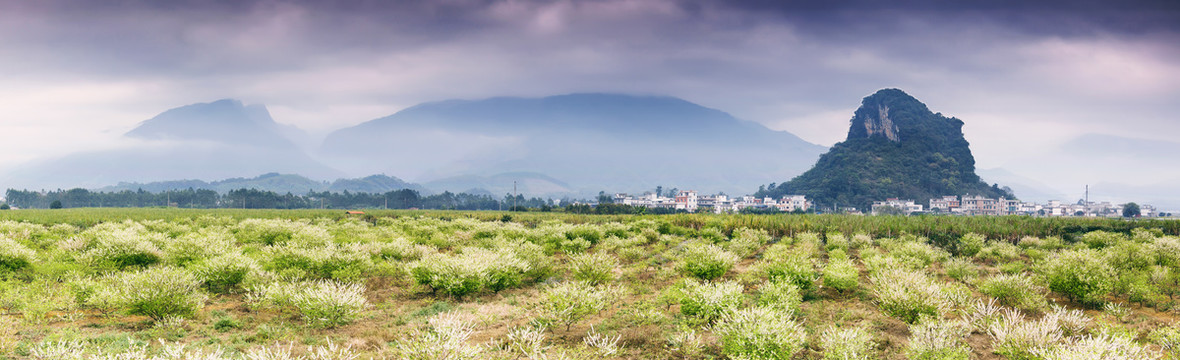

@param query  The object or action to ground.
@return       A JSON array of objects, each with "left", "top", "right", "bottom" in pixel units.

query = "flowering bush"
[
  {"left": 191, "top": 252, "right": 260, "bottom": 294},
  {"left": 957, "top": 233, "right": 986, "bottom": 257},
  {"left": 1033, "top": 333, "right": 1159, "bottom": 360},
  {"left": 162, "top": 229, "right": 232, "bottom": 265},
  {"left": 265, "top": 243, "right": 372, "bottom": 281},
  {"left": 678, "top": 242, "right": 739, "bottom": 281},
  {"left": 0, "top": 236, "right": 35, "bottom": 273},
  {"left": 78, "top": 227, "right": 164, "bottom": 270},
  {"left": 988, "top": 309, "right": 1063, "bottom": 360},
  {"left": 757, "top": 280, "right": 802, "bottom": 315},
  {"left": 819, "top": 326, "right": 875, "bottom": 360},
  {"left": 728, "top": 227, "right": 770, "bottom": 258},
  {"left": 568, "top": 252, "right": 617, "bottom": 285},
  {"left": 1080, "top": 230, "right": 1126, "bottom": 249},
  {"left": 943, "top": 257, "right": 978, "bottom": 281},
  {"left": 679, "top": 280, "right": 744, "bottom": 325},
  {"left": 823, "top": 257, "right": 860, "bottom": 294},
  {"left": 410, "top": 247, "right": 529, "bottom": 298},
  {"left": 871, "top": 268, "right": 952, "bottom": 324},
  {"left": 977, "top": 273, "right": 1049, "bottom": 311},
  {"left": 91, "top": 266, "right": 207, "bottom": 322},
  {"left": 906, "top": 319, "right": 971, "bottom": 360},
  {"left": 713, "top": 306, "right": 806, "bottom": 360},
  {"left": 396, "top": 312, "right": 483, "bottom": 359},
  {"left": 536, "top": 281, "right": 617, "bottom": 331},
  {"left": 250, "top": 279, "right": 368, "bottom": 328},
  {"left": 1039, "top": 249, "right": 1115, "bottom": 306}
]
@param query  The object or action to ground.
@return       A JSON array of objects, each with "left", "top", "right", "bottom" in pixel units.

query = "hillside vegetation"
[{"left": 762, "top": 89, "right": 1011, "bottom": 210}]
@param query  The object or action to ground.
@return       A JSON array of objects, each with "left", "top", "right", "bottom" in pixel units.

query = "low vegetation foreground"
[{"left": 0, "top": 209, "right": 1179, "bottom": 359}]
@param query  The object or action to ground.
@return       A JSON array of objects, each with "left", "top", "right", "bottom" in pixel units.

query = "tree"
[
  {"left": 875, "top": 205, "right": 905, "bottom": 216},
  {"left": 49, "top": 200, "right": 63, "bottom": 209},
  {"left": 655, "top": 186, "right": 663, "bottom": 198},
  {"left": 597, "top": 191, "right": 613, "bottom": 204},
  {"left": 0, "top": 204, "right": 8, "bottom": 210},
  {"left": 1122, "top": 202, "right": 1141, "bottom": 218}
]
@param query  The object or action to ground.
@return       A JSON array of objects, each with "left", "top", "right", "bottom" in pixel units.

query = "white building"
[{"left": 871, "top": 198, "right": 923, "bottom": 215}]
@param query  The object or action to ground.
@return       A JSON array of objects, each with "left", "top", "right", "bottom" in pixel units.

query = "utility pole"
[{"left": 513, "top": 181, "right": 518, "bottom": 211}]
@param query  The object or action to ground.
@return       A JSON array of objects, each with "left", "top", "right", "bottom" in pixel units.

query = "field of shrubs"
[{"left": 0, "top": 209, "right": 1179, "bottom": 359}]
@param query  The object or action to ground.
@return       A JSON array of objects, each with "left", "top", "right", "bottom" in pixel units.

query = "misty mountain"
[
  {"left": 97, "top": 173, "right": 425, "bottom": 195},
  {"left": 2, "top": 100, "right": 341, "bottom": 190},
  {"left": 761, "top": 89, "right": 1010, "bottom": 210},
  {"left": 321, "top": 93, "right": 827, "bottom": 196},
  {"left": 423, "top": 172, "right": 574, "bottom": 198},
  {"left": 976, "top": 168, "right": 1066, "bottom": 203}
]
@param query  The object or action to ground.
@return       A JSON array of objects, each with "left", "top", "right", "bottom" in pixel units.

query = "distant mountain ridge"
[
  {"left": 760, "top": 89, "right": 1011, "bottom": 210},
  {"left": 5, "top": 94, "right": 826, "bottom": 197},
  {"left": 321, "top": 93, "right": 827, "bottom": 195},
  {"left": 2, "top": 99, "right": 341, "bottom": 190},
  {"left": 98, "top": 173, "right": 426, "bottom": 195}
]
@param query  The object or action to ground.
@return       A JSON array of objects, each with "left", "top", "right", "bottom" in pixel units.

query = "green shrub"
[
  {"left": 759, "top": 250, "right": 818, "bottom": 297},
  {"left": 943, "top": 257, "right": 978, "bottom": 281},
  {"left": 232, "top": 218, "right": 329, "bottom": 246},
  {"left": 906, "top": 319, "right": 971, "bottom": 360},
  {"left": 976, "top": 241, "right": 1021, "bottom": 262},
  {"left": 891, "top": 241, "right": 949, "bottom": 269},
  {"left": 192, "top": 252, "right": 260, "bottom": 294},
  {"left": 162, "top": 229, "right": 231, "bottom": 265},
  {"left": 823, "top": 257, "right": 860, "bottom": 294},
  {"left": 0, "top": 236, "right": 35, "bottom": 273},
  {"left": 1034, "top": 333, "right": 1159, "bottom": 359},
  {"left": 757, "top": 280, "right": 802, "bottom": 315},
  {"left": 976, "top": 273, "right": 1049, "bottom": 311},
  {"left": 249, "top": 279, "right": 368, "bottom": 328},
  {"left": 988, "top": 309, "right": 1063, "bottom": 360},
  {"left": 714, "top": 306, "right": 806, "bottom": 360},
  {"left": 1039, "top": 249, "right": 1115, "bottom": 306},
  {"left": 678, "top": 242, "right": 739, "bottom": 280},
  {"left": 536, "top": 281, "right": 617, "bottom": 331},
  {"left": 568, "top": 252, "right": 617, "bottom": 285},
  {"left": 727, "top": 228, "right": 770, "bottom": 258},
  {"left": 396, "top": 312, "right": 483, "bottom": 359},
  {"left": 825, "top": 232, "right": 849, "bottom": 252},
  {"left": 680, "top": 280, "right": 745, "bottom": 325},
  {"left": 92, "top": 266, "right": 207, "bottom": 322},
  {"left": 291, "top": 280, "right": 368, "bottom": 328},
  {"left": 1149, "top": 323, "right": 1180, "bottom": 359},
  {"left": 265, "top": 244, "right": 371, "bottom": 281},
  {"left": 1080, "top": 230, "right": 1126, "bottom": 249},
  {"left": 871, "top": 268, "right": 952, "bottom": 324},
  {"left": 958, "top": 233, "right": 986, "bottom": 257},
  {"left": 78, "top": 229, "right": 163, "bottom": 270},
  {"left": 409, "top": 247, "right": 529, "bottom": 298},
  {"left": 819, "top": 326, "right": 875, "bottom": 360}
]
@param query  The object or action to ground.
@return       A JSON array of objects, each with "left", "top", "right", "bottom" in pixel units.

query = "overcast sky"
[{"left": 2, "top": 0, "right": 1179, "bottom": 201}]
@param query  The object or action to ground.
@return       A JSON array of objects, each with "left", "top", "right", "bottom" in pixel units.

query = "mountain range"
[{"left": 3, "top": 94, "right": 827, "bottom": 198}]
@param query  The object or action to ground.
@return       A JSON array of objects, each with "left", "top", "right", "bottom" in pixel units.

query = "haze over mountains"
[{"left": 4, "top": 94, "right": 826, "bottom": 198}]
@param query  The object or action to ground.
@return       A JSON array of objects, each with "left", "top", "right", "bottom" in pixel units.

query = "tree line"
[{"left": 3, "top": 188, "right": 555, "bottom": 210}]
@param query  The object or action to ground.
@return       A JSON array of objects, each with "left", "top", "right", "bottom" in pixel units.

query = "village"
[{"left": 607, "top": 190, "right": 1165, "bottom": 217}]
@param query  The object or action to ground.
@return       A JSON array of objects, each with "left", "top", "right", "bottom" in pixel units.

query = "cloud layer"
[{"left": 1, "top": 0, "right": 1178, "bottom": 203}]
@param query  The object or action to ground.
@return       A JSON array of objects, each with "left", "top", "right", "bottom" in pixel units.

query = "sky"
[{"left": 2, "top": 0, "right": 1179, "bottom": 203}]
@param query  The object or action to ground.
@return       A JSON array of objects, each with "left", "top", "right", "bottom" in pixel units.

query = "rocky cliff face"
[
  {"left": 759, "top": 88, "right": 1011, "bottom": 211},
  {"left": 862, "top": 104, "right": 900, "bottom": 142}
]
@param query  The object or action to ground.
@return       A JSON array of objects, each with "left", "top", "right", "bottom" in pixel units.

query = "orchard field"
[{"left": 1, "top": 209, "right": 1179, "bottom": 359}]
